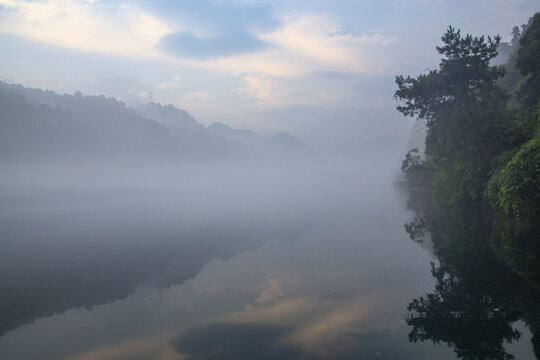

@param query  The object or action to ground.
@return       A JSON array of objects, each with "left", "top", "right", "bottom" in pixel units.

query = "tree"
[
  {"left": 395, "top": 27, "right": 514, "bottom": 207},
  {"left": 515, "top": 13, "right": 540, "bottom": 109},
  {"left": 487, "top": 13, "right": 540, "bottom": 287}
]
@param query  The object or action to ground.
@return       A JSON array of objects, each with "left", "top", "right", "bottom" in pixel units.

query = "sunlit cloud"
[
  {"left": 196, "top": 12, "right": 398, "bottom": 106},
  {"left": 236, "top": 73, "right": 372, "bottom": 107},
  {"left": 202, "top": 12, "right": 396, "bottom": 79},
  {"left": 0, "top": 0, "right": 174, "bottom": 57},
  {"left": 236, "top": 75, "right": 285, "bottom": 106},
  {"left": 181, "top": 90, "right": 211, "bottom": 109},
  {"left": 0, "top": 2, "right": 398, "bottom": 107},
  {"left": 284, "top": 297, "right": 376, "bottom": 355},
  {"left": 236, "top": 75, "right": 325, "bottom": 106},
  {"left": 156, "top": 75, "right": 183, "bottom": 90},
  {"left": 259, "top": 12, "right": 395, "bottom": 72},
  {"left": 219, "top": 293, "right": 394, "bottom": 356}
]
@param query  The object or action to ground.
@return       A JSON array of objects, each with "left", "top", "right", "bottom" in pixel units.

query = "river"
[{"left": 0, "top": 149, "right": 537, "bottom": 359}]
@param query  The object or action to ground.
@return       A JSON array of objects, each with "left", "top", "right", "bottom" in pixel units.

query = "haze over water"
[
  {"left": 1, "top": 1, "right": 540, "bottom": 359},
  {"left": 0, "top": 142, "right": 536, "bottom": 359}
]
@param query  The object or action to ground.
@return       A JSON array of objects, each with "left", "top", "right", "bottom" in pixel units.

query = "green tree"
[
  {"left": 487, "top": 13, "right": 540, "bottom": 287},
  {"left": 395, "top": 27, "right": 515, "bottom": 207}
]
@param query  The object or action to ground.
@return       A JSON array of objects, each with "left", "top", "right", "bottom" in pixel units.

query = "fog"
[
  {"left": 2, "top": 2, "right": 539, "bottom": 357},
  {"left": 0, "top": 135, "right": 427, "bottom": 359},
  {"left": 2, "top": 66, "right": 538, "bottom": 358},
  {"left": 0, "top": 80, "right": 409, "bottom": 337}
]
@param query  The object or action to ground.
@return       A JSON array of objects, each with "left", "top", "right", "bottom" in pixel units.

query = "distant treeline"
[
  {"left": 397, "top": 13, "right": 540, "bottom": 289},
  {"left": 0, "top": 83, "right": 306, "bottom": 164}
]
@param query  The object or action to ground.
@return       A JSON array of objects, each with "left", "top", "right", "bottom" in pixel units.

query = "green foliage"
[
  {"left": 486, "top": 13, "right": 540, "bottom": 287},
  {"left": 398, "top": 14, "right": 540, "bottom": 287},
  {"left": 399, "top": 17, "right": 540, "bottom": 355},
  {"left": 507, "top": 74, "right": 539, "bottom": 139},
  {"left": 513, "top": 13, "right": 540, "bottom": 109},
  {"left": 488, "top": 134, "right": 540, "bottom": 218},
  {"left": 401, "top": 148, "right": 432, "bottom": 186},
  {"left": 396, "top": 26, "right": 513, "bottom": 207},
  {"left": 487, "top": 133, "right": 540, "bottom": 287},
  {"left": 395, "top": 27, "right": 504, "bottom": 122},
  {"left": 498, "top": 23, "right": 531, "bottom": 91},
  {"left": 517, "top": 14, "right": 540, "bottom": 77}
]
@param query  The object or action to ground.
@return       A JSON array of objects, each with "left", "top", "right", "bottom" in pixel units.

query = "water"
[{"left": 0, "top": 153, "right": 537, "bottom": 359}]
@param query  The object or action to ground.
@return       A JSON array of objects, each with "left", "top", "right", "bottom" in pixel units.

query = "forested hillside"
[
  {"left": 0, "top": 83, "right": 306, "bottom": 163},
  {"left": 397, "top": 13, "right": 540, "bottom": 288}
]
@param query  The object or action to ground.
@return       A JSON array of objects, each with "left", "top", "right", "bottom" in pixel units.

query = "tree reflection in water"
[
  {"left": 407, "top": 262, "right": 521, "bottom": 359},
  {"left": 405, "top": 209, "right": 540, "bottom": 359}
]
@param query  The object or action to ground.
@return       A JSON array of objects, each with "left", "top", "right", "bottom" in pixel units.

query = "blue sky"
[{"left": 0, "top": 0, "right": 538, "bottom": 147}]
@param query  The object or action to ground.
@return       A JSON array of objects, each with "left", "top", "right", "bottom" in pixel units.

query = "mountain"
[
  {"left": 270, "top": 133, "right": 308, "bottom": 151},
  {"left": 136, "top": 102, "right": 204, "bottom": 135},
  {"left": 0, "top": 83, "right": 180, "bottom": 162},
  {"left": 0, "top": 82, "right": 307, "bottom": 163},
  {"left": 207, "top": 122, "right": 264, "bottom": 147}
]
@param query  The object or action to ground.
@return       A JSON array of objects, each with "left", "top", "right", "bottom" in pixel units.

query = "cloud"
[
  {"left": 259, "top": 12, "right": 394, "bottom": 71},
  {"left": 202, "top": 12, "right": 396, "bottom": 78},
  {"left": 256, "top": 278, "right": 285, "bottom": 304},
  {"left": 156, "top": 75, "right": 183, "bottom": 89},
  {"left": 0, "top": 0, "right": 173, "bottom": 57},
  {"left": 170, "top": 323, "right": 311, "bottom": 360},
  {"left": 0, "top": 2, "right": 396, "bottom": 78},
  {"left": 217, "top": 292, "right": 400, "bottom": 356},
  {"left": 236, "top": 72, "right": 384, "bottom": 107},
  {"left": 236, "top": 75, "right": 284, "bottom": 105},
  {"left": 159, "top": 30, "right": 268, "bottom": 59},
  {"left": 152, "top": 0, "right": 278, "bottom": 60},
  {"left": 182, "top": 90, "right": 211, "bottom": 108},
  {"left": 194, "top": 12, "right": 398, "bottom": 106},
  {"left": 138, "top": 0, "right": 279, "bottom": 36},
  {"left": 237, "top": 75, "right": 327, "bottom": 106},
  {"left": 0, "top": 2, "right": 399, "bottom": 108}
]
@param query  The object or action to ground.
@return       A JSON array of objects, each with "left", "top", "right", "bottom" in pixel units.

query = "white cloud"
[
  {"left": 203, "top": 12, "right": 396, "bottom": 78},
  {"left": 0, "top": 0, "right": 174, "bottom": 57},
  {"left": 259, "top": 12, "right": 394, "bottom": 70},
  {"left": 202, "top": 12, "right": 398, "bottom": 106},
  {"left": 181, "top": 90, "right": 211, "bottom": 109},
  {"left": 236, "top": 75, "right": 329, "bottom": 107},
  {"left": 183, "top": 90, "right": 210, "bottom": 102},
  {"left": 236, "top": 71, "right": 388, "bottom": 108},
  {"left": 0, "top": 3, "right": 398, "bottom": 107},
  {"left": 156, "top": 75, "right": 183, "bottom": 89},
  {"left": 236, "top": 75, "right": 283, "bottom": 105},
  {"left": 0, "top": 3, "right": 395, "bottom": 77}
]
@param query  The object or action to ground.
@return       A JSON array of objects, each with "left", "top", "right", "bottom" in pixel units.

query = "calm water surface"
[{"left": 0, "top": 154, "right": 537, "bottom": 359}]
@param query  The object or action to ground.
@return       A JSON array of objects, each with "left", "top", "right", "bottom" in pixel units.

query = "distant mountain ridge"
[{"left": 0, "top": 82, "right": 307, "bottom": 162}]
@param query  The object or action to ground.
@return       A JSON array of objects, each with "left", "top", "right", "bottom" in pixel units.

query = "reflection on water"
[
  {"left": 404, "top": 202, "right": 540, "bottom": 359},
  {"left": 407, "top": 262, "right": 522, "bottom": 360},
  {"left": 171, "top": 323, "right": 312, "bottom": 360},
  {"left": 0, "top": 154, "right": 537, "bottom": 359},
  {"left": 0, "top": 210, "right": 305, "bottom": 336}
]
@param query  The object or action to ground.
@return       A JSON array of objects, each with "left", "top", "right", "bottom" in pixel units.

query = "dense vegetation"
[
  {"left": 397, "top": 13, "right": 540, "bottom": 289},
  {"left": 397, "top": 14, "right": 540, "bottom": 358}
]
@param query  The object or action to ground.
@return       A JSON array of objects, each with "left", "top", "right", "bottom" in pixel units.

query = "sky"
[{"left": 0, "top": 0, "right": 539, "bottom": 148}]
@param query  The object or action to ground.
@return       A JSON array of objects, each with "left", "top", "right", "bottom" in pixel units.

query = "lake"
[{"left": 0, "top": 151, "right": 537, "bottom": 360}]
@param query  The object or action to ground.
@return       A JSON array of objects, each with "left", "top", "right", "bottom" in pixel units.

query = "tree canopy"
[
  {"left": 396, "top": 27, "right": 514, "bottom": 206},
  {"left": 397, "top": 13, "right": 540, "bottom": 289}
]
